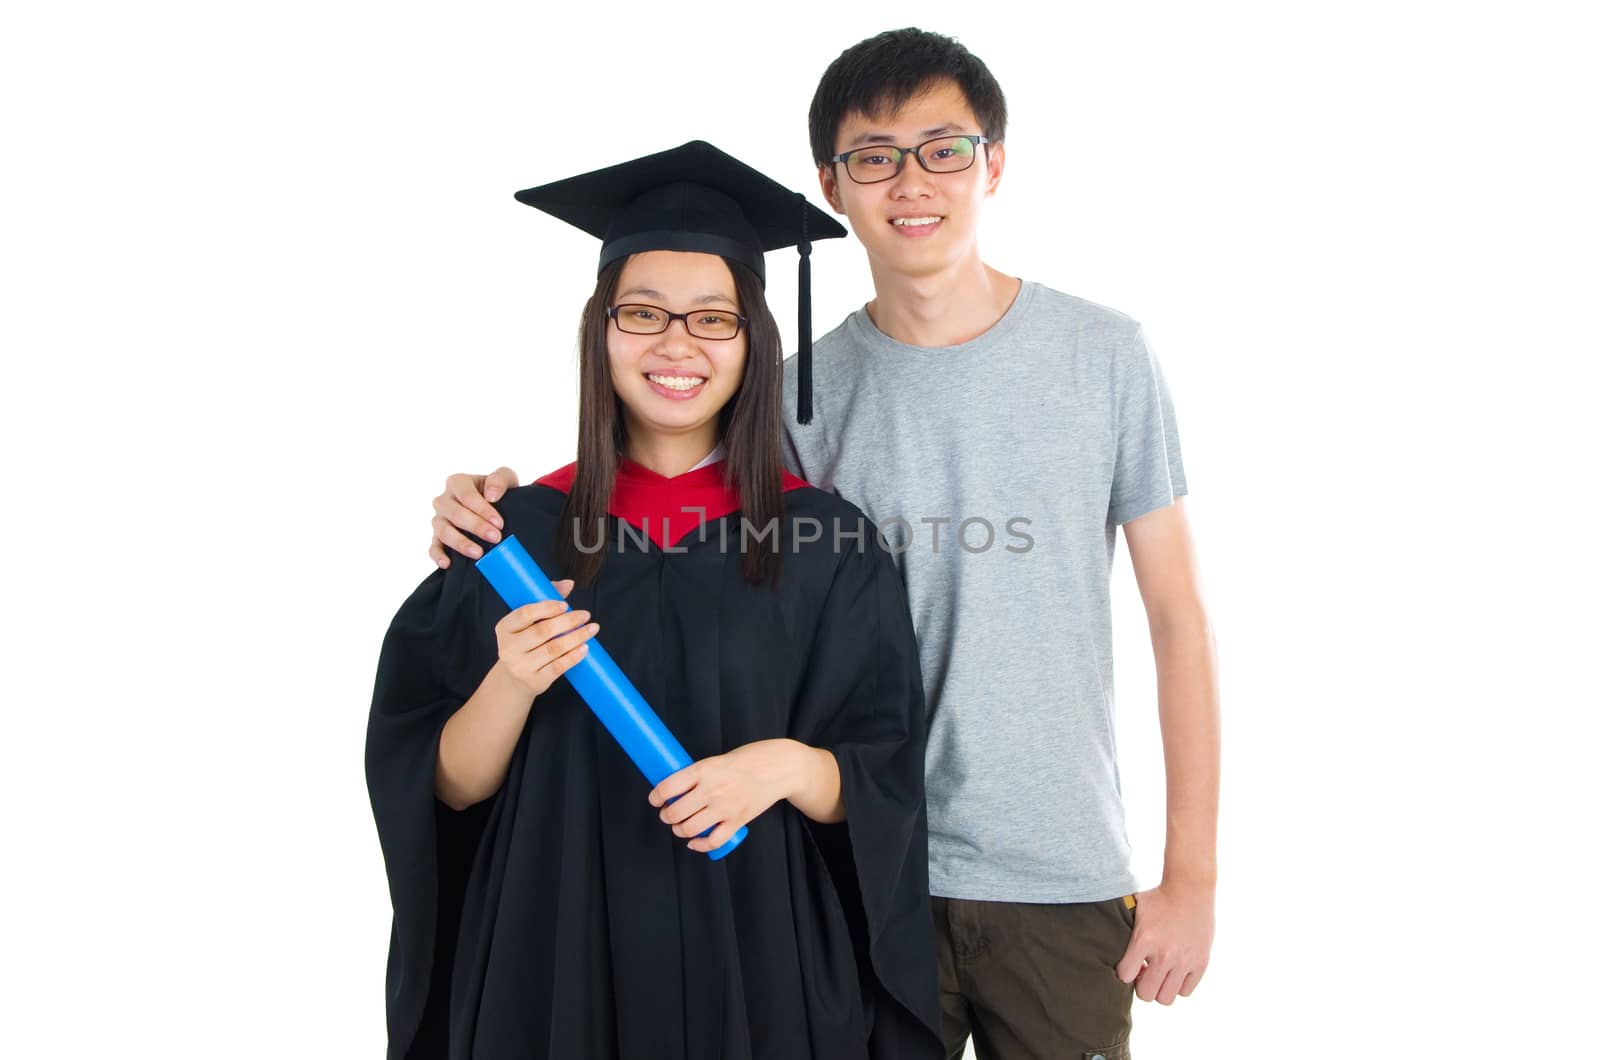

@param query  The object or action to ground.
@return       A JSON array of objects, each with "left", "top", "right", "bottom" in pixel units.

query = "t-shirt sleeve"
[{"left": 1108, "top": 324, "right": 1188, "bottom": 525}]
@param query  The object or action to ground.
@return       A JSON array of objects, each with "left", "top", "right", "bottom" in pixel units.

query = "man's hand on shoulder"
[
  {"left": 430, "top": 467, "right": 520, "bottom": 567},
  {"left": 1115, "top": 878, "right": 1216, "bottom": 1005}
]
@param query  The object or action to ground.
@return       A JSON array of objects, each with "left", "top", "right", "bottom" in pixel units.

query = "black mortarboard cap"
[{"left": 515, "top": 140, "right": 845, "bottom": 424}]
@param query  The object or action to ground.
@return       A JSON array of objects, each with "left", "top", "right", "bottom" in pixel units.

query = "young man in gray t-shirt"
[{"left": 428, "top": 29, "right": 1218, "bottom": 1060}]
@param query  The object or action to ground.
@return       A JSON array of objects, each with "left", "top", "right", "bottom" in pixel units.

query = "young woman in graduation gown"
[{"left": 365, "top": 143, "right": 943, "bottom": 1060}]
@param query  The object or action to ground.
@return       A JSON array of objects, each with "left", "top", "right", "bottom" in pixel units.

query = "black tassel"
[{"left": 796, "top": 192, "right": 814, "bottom": 425}]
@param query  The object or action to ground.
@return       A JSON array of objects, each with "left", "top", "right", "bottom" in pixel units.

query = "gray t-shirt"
[{"left": 782, "top": 281, "right": 1187, "bottom": 903}]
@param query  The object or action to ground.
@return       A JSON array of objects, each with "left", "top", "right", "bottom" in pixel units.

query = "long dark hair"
[{"left": 555, "top": 255, "right": 787, "bottom": 587}]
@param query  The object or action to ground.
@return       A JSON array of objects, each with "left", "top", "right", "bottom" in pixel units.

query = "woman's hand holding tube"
[
  {"left": 648, "top": 739, "right": 844, "bottom": 853},
  {"left": 435, "top": 579, "right": 598, "bottom": 810},
  {"left": 493, "top": 579, "right": 600, "bottom": 696}
]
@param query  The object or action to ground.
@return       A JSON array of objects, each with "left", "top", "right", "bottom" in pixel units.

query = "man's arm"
[
  {"left": 429, "top": 467, "right": 520, "bottom": 567},
  {"left": 1115, "top": 497, "right": 1220, "bottom": 1005}
]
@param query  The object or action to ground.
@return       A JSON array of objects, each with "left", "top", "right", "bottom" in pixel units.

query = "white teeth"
[
  {"left": 647, "top": 373, "right": 705, "bottom": 391},
  {"left": 892, "top": 216, "right": 941, "bottom": 226}
]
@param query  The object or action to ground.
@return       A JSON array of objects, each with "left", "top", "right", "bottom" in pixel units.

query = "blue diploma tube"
[{"left": 476, "top": 534, "right": 747, "bottom": 859}]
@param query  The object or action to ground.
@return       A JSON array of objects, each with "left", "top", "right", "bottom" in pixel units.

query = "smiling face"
[
  {"left": 819, "top": 78, "right": 1005, "bottom": 282},
  {"left": 607, "top": 250, "right": 747, "bottom": 453}
]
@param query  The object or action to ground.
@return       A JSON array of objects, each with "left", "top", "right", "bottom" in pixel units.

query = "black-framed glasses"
[
  {"left": 607, "top": 303, "right": 748, "bottom": 340},
  {"left": 829, "top": 135, "right": 990, "bottom": 185}
]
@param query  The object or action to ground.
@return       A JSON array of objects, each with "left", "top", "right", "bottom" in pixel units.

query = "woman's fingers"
[
  {"left": 493, "top": 587, "right": 580, "bottom": 637},
  {"left": 531, "top": 611, "right": 597, "bottom": 649},
  {"left": 672, "top": 806, "right": 722, "bottom": 839},
  {"left": 522, "top": 618, "right": 598, "bottom": 669},
  {"left": 658, "top": 789, "right": 710, "bottom": 827},
  {"left": 529, "top": 620, "right": 597, "bottom": 675},
  {"left": 497, "top": 601, "right": 579, "bottom": 636},
  {"left": 689, "top": 820, "right": 741, "bottom": 852},
  {"left": 648, "top": 766, "right": 698, "bottom": 808},
  {"left": 495, "top": 598, "right": 599, "bottom": 695},
  {"left": 539, "top": 635, "right": 591, "bottom": 679}
]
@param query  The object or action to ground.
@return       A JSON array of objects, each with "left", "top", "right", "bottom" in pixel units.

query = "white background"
[{"left": 4, "top": 1, "right": 1596, "bottom": 1056}]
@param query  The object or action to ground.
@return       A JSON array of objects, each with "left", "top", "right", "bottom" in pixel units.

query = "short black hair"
[{"left": 808, "top": 28, "right": 1008, "bottom": 168}]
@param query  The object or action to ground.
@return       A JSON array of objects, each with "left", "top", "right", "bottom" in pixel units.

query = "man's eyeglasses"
[
  {"left": 607, "top": 304, "right": 748, "bottom": 340},
  {"left": 829, "top": 135, "right": 990, "bottom": 185}
]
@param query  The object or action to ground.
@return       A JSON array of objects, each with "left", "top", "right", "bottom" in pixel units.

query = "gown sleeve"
[
  {"left": 365, "top": 551, "right": 499, "bottom": 1060},
  {"left": 789, "top": 529, "right": 944, "bottom": 1058}
]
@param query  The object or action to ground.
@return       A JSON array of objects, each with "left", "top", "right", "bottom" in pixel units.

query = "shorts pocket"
[{"left": 1116, "top": 893, "right": 1137, "bottom": 932}]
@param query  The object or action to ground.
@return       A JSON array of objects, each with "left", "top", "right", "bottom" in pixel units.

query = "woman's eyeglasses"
[{"left": 607, "top": 304, "right": 748, "bottom": 340}]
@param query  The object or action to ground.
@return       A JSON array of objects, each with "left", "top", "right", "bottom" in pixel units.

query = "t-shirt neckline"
[{"left": 847, "top": 279, "right": 1037, "bottom": 356}]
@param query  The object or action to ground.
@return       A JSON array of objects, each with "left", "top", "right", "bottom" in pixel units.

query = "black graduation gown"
[{"left": 366, "top": 463, "right": 942, "bottom": 1059}]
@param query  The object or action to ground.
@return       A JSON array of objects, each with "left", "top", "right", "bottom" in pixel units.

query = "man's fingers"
[
  {"left": 554, "top": 578, "right": 576, "bottom": 599},
  {"left": 1134, "top": 954, "right": 1171, "bottom": 1003},
  {"left": 1154, "top": 966, "right": 1183, "bottom": 1006},
  {"left": 452, "top": 486, "right": 503, "bottom": 536},
  {"left": 439, "top": 472, "right": 506, "bottom": 532},
  {"left": 430, "top": 538, "right": 451, "bottom": 570},
  {"left": 432, "top": 514, "right": 485, "bottom": 561},
  {"left": 1178, "top": 968, "right": 1203, "bottom": 997},
  {"left": 483, "top": 466, "right": 521, "bottom": 504},
  {"left": 435, "top": 491, "right": 502, "bottom": 543},
  {"left": 1114, "top": 939, "right": 1147, "bottom": 985},
  {"left": 431, "top": 499, "right": 497, "bottom": 551}
]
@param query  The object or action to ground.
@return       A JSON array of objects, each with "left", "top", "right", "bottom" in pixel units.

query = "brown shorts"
[{"left": 932, "top": 894, "right": 1137, "bottom": 1060}]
